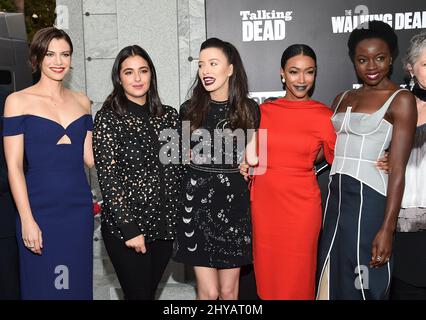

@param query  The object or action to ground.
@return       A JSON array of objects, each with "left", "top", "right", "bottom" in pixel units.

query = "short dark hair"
[
  {"left": 348, "top": 21, "right": 398, "bottom": 62},
  {"left": 29, "top": 27, "right": 73, "bottom": 72}
]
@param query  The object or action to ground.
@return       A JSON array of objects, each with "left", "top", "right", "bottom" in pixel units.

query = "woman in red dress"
[{"left": 250, "top": 44, "right": 336, "bottom": 299}]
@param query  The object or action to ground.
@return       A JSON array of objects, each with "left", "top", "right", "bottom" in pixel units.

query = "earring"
[
  {"left": 281, "top": 78, "right": 285, "bottom": 84},
  {"left": 409, "top": 75, "right": 416, "bottom": 91}
]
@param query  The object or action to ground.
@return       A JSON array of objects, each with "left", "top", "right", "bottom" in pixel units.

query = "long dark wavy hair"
[
  {"left": 103, "top": 45, "right": 163, "bottom": 117},
  {"left": 184, "top": 38, "right": 254, "bottom": 131}
]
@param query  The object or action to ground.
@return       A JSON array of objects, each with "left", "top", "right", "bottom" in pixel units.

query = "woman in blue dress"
[{"left": 3, "top": 27, "right": 94, "bottom": 300}]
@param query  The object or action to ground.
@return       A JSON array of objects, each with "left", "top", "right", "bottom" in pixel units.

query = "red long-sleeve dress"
[{"left": 251, "top": 98, "right": 336, "bottom": 300}]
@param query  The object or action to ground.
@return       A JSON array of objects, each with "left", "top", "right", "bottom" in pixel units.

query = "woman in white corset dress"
[
  {"left": 316, "top": 21, "right": 417, "bottom": 300},
  {"left": 390, "top": 32, "right": 426, "bottom": 300}
]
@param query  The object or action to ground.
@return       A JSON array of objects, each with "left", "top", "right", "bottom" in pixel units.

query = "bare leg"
[
  {"left": 218, "top": 267, "right": 241, "bottom": 300},
  {"left": 194, "top": 266, "right": 219, "bottom": 300}
]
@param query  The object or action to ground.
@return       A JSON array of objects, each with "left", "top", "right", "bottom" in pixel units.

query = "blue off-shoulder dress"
[{"left": 2, "top": 114, "right": 94, "bottom": 300}]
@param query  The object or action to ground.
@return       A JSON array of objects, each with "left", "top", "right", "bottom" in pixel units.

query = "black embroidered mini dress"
[{"left": 173, "top": 99, "right": 259, "bottom": 268}]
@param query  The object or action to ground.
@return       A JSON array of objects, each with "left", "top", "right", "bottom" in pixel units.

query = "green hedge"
[{"left": 0, "top": 0, "right": 56, "bottom": 42}]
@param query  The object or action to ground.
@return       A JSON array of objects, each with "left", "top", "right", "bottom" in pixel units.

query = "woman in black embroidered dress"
[{"left": 174, "top": 38, "right": 260, "bottom": 300}]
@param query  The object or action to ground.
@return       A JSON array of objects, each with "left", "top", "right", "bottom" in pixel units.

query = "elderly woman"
[{"left": 390, "top": 32, "right": 426, "bottom": 300}]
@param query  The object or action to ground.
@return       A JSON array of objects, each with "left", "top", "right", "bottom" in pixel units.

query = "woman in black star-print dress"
[{"left": 173, "top": 38, "right": 260, "bottom": 300}]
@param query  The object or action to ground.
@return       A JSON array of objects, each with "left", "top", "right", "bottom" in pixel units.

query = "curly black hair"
[{"left": 348, "top": 20, "right": 398, "bottom": 62}]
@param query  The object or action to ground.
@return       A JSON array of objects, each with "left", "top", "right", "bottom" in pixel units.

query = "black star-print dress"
[{"left": 174, "top": 99, "right": 259, "bottom": 268}]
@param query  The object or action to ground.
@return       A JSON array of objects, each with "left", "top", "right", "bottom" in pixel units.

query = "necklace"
[{"left": 412, "top": 83, "right": 426, "bottom": 102}]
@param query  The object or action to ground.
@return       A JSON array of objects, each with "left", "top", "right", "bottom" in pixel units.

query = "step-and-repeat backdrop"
[
  {"left": 206, "top": 0, "right": 426, "bottom": 106},
  {"left": 205, "top": 1, "right": 425, "bottom": 298}
]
